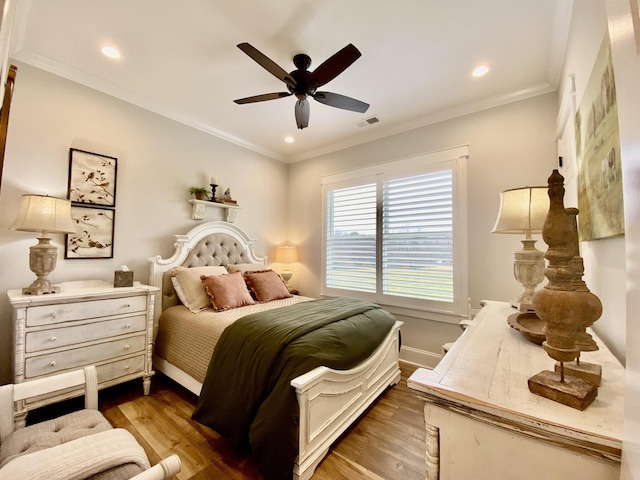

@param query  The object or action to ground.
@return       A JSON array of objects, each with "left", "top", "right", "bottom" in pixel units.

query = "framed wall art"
[
  {"left": 65, "top": 205, "right": 115, "bottom": 259},
  {"left": 574, "top": 33, "right": 624, "bottom": 241},
  {"left": 68, "top": 148, "right": 118, "bottom": 207}
]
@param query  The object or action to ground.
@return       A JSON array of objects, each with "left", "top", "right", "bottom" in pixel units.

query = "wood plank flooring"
[{"left": 98, "top": 362, "right": 426, "bottom": 480}]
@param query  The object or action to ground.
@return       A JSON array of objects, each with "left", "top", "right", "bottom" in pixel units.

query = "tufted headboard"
[
  {"left": 149, "top": 222, "right": 266, "bottom": 315},
  {"left": 181, "top": 232, "right": 253, "bottom": 267}
]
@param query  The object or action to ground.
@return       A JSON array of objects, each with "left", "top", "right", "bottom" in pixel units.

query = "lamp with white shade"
[
  {"left": 275, "top": 245, "right": 298, "bottom": 290},
  {"left": 10, "top": 194, "right": 77, "bottom": 295},
  {"left": 492, "top": 186, "right": 549, "bottom": 312}
]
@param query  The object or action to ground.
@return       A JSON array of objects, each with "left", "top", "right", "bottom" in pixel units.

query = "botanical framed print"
[
  {"left": 68, "top": 148, "right": 117, "bottom": 207},
  {"left": 65, "top": 205, "right": 115, "bottom": 259}
]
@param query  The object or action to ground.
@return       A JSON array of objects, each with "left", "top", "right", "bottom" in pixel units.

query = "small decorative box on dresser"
[
  {"left": 8, "top": 280, "right": 159, "bottom": 425},
  {"left": 407, "top": 300, "right": 624, "bottom": 480}
]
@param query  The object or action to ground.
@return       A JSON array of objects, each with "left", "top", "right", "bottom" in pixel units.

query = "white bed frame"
[{"left": 148, "top": 221, "right": 403, "bottom": 480}]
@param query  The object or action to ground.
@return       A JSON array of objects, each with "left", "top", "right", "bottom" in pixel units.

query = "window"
[{"left": 322, "top": 146, "right": 468, "bottom": 317}]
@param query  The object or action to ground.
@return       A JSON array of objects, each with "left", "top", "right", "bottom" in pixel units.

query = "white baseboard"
[{"left": 400, "top": 345, "right": 441, "bottom": 369}]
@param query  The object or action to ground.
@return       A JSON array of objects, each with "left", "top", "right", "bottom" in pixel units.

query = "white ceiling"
[{"left": 9, "top": 0, "right": 573, "bottom": 163}]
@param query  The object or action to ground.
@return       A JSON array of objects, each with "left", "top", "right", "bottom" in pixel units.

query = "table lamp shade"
[
  {"left": 492, "top": 186, "right": 549, "bottom": 235},
  {"left": 275, "top": 246, "right": 298, "bottom": 264},
  {"left": 10, "top": 194, "right": 76, "bottom": 234},
  {"left": 10, "top": 194, "right": 76, "bottom": 295}
]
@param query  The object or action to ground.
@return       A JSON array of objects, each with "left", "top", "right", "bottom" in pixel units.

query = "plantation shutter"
[
  {"left": 382, "top": 170, "right": 453, "bottom": 301},
  {"left": 321, "top": 145, "right": 468, "bottom": 316},
  {"left": 325, "top": 183, "right": 377, "bottom": 292}
]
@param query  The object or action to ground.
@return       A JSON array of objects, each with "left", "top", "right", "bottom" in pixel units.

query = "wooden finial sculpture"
[
  {"left": 554, "top": 203, "right": 603, "bottom": 385},
  {"left": 528, "top": 170, "right": 599, "bottom": 410}
]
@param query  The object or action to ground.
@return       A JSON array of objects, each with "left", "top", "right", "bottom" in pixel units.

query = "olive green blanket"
[{"left": 191, "top": 296, "right": 396, "bottom": 480}]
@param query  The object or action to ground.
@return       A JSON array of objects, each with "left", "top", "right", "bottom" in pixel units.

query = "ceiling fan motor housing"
[{"left": 288, "top": 68, "right": 315, "bottom": 99}]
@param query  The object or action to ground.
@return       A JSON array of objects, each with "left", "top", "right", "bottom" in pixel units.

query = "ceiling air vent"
[{"left": 355, "top": 116, "right": 380, "bottom": 128}]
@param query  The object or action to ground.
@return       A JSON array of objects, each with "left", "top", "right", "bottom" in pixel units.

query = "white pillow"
[{"left": 172, "top": 265, "right": 228, "bottom": 313}]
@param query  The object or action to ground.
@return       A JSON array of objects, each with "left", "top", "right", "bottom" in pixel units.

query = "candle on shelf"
[{"left": 210, "top": 176, "right": 217, "bottom": 185}]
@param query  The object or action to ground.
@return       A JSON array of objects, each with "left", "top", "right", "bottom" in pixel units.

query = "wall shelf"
[{"left": 189, "top": 199, "right": 240, "bottom": 223}]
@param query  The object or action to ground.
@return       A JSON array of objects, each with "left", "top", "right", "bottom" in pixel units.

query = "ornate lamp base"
[
  {"left": 23, "top": 279, "right": 60, "bottom": 295},
  {"left": 23, "top": 236, "right": 60, "bottom": 295},
  {"left": 281, "top": 269, "right": 293, "bottom": 290},
  {"left": 512, "top": 238, "right": 545, "bottom": 312}
]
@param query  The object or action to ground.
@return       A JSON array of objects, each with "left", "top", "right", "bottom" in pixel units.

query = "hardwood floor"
[{"left": 97, "top": 362, "right": 426, "bottom": 480}]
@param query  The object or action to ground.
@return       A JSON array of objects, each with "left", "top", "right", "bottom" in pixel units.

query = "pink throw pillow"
[
  {"left": 200, "top": 272, "right": 255, "bottom": 311},
  {"left": 244, "top": 269, "right": 292, "bottom": 302}
]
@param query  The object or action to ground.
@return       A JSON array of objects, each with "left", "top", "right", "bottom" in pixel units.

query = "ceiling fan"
[{"left": 233, "top": 42, "right": 370, "bottom": 129}]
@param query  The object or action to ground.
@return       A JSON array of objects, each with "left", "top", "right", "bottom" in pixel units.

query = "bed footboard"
[{"left": 291, "top": 320, "right": 403, "bottom": 480}]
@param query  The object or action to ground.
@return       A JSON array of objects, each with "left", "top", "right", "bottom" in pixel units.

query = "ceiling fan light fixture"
[{"left": 284, "top": 136, "right": 294, "bottom": 143}]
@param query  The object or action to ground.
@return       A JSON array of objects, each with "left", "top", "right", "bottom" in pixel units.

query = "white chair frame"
[{"left": 0, "top": 366, "right": 180, "bottom": 480}]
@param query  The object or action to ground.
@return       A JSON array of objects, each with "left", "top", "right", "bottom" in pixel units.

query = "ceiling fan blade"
[
  {"left": 313, "top": 91, "right": 370, "bottom": 113},
  {"left": 295, "top": 98, "right": 309, "bottom": 129},
  {"left": 237, "top": 43, "right": 296, "bottom": 88},
  {"left": 309, "top": 44, "right": 361, "bottom": 88},
  {"left": 234, "top": 92, "right": 292, "bottom": 104}
]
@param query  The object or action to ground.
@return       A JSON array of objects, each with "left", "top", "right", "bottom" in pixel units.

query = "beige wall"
[
  {"left": 288, "top": 93, "right": 559, "bottom": 366},
  {"left": 0, "top": 62, "right": 289, "bottom": 384}
]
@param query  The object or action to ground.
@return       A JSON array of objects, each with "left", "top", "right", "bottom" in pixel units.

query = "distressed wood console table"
[{"left": 407, "top": 300, "right": 624, "bottom": 480}]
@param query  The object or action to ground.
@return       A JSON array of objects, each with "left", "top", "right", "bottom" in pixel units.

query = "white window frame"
[{"left": 321, "top": 145, "right": 469, "bottom": 321}]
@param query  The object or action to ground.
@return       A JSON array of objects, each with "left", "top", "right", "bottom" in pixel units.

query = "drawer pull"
[
  {"left": 124, "top": 304, "right": 131, "bottom": 308},
  {"left": 124, "top": 344, "right": 130, "bottom": 350},
  {"left": 50, "top": 336, "right": 57, "bottom": 342},
  {"left": 50, "top": 313, "right": 57, "bottom": 319},
  {"left": 124, "top": 324, "right": 131, "bottom": 329},
  {"left": 124, "top": 365, "right": 130, "bottom": 371},
  {"left": 49, "top": 361, "right": 56, "bottom": 367}
]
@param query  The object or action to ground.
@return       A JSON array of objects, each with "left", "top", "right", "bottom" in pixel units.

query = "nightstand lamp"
[
  {"left": 10, "top": 194, "right": 76, "bottom": 295},
  {"left": 492, "top": 186, "right": 549, "bottom": 312},
  {"left": 275, "top": 245, "right": 298, "bottom": 290}
]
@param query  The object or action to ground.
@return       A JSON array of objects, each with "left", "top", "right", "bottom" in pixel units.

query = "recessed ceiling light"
[
  {"left": 284, "top": 136, "right": 294, "bottom": 143},
  {"left": 472, "top": 65, "right": 489, "bottom": 77},
  {"left": 101, "top": 45, "right": 121, "bottom": 59}
]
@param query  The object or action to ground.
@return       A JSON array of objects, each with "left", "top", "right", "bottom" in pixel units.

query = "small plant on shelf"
[{"left": 189, "top": 186, "right": 209, "bottom": 200}]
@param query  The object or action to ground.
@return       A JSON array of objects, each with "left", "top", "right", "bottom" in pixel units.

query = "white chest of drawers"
[{"left": 8, "top": 280, "right": 159, "bottom": 419}]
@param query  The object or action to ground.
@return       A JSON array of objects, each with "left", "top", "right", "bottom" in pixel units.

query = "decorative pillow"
[
  {"left": 243, "top": 269, "right": 292, "bottom": 302},
  {"left": 200, "top": 271, "right": 255, "bottom": 311},
  {"left": 163, "top": 266, "right": 187, "bottom": 305},
  {"left": 225, "top": 263, "right": 266, "bottom": 274},
  {"left": 171, "top": 265, "right": 228, "bottom": 313}
]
